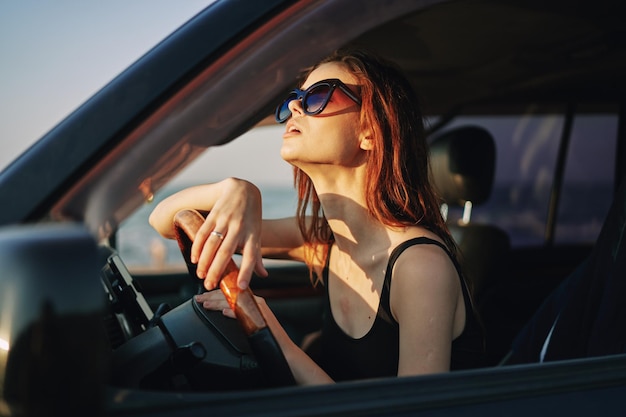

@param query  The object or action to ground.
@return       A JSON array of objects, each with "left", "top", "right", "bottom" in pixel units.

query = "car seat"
[
  {"left": 503, "top": 176, "right": 626, "bottom": 364},
  {"left": 429, "top": 126, "right": 511, "bottom": 304}
]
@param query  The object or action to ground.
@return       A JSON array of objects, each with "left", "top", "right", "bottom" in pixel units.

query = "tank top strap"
[
  {"left": 386, "top": 236, "right": 458, "bottom": 275},
  {"left": 323, "top": 236, "right": 466, "bottom": 316},
  {"left": 380, "top": 236, "right": 467, "bottom": 319}
]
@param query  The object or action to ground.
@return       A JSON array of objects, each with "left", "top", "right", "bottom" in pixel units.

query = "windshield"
[{"left": 118, "top": 125, "right": 296, "bottom": 271}]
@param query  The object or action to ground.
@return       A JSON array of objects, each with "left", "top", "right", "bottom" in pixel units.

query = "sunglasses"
[{"left": 275, "top": 78, "right": 361, "bottom": 123}]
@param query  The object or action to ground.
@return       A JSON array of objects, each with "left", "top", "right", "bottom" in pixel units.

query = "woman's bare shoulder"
[{"left": 388, "top": 236, "right": 460, "bottom": 312}]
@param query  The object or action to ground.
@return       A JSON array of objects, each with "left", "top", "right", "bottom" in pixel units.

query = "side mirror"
[{"left": 0, "top": 224, "right": 108, "bottom": 416}]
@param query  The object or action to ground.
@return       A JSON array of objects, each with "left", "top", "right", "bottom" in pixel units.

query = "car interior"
[
  {"left": 505, "top": 174, "right": 626, "bottom": 365},
  {"left": 429, "top": 126, "right": 510, "bottom": 300},
  {"left": 98, "top": 0, "right": 626, "bottom": 388},
  {"left": 3, "top": 1, "right": 626, "bottom": 413}
]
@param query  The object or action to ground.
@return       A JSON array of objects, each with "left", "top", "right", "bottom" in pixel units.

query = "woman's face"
[{"left": 280, "top": 62, "right": 368, "bottom": 171}]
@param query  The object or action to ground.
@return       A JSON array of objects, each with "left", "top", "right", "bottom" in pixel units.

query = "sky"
[
  {"left": 0, "top": 1, "right": 292, "bottom": 187},
  {"left": 0, "top": 1, "right": 205, "bottom": 168}
]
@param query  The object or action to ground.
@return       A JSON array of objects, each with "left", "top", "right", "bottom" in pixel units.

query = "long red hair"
[{"left": 293, "top": 48, "right": 457, "bottom": 282}]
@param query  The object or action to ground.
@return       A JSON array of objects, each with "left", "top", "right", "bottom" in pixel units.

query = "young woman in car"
[{"left": 149, "top": 48, "right": 484, "bottom": 384}]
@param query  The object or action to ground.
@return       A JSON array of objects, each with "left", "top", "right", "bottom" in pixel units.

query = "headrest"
[{"left": 429, "top": 126, "right": 496, "bottom": 207}]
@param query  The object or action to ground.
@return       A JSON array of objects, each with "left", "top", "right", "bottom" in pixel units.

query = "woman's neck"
[{"left": 310, "top": 169, "right": 391, "bottom": 257}]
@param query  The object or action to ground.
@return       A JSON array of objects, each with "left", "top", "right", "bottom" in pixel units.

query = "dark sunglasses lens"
[
  {"left": 304, "top": 84, "right": 332, "bottom": 114},
  {"left": 276, "top": 93, "right": 298, "bottom": 123}
]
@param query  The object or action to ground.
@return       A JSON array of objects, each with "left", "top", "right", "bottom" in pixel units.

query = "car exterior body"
[{"left": 1, "top": 0, "right": 626, "bottom": 415}]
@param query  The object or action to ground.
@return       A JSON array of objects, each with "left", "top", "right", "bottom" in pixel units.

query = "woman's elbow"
[{"left": 148, "top": 207, "right": 174, "bottom": 239}]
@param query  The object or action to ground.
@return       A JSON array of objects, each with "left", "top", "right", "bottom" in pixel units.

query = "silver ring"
[{"left": 210, "top": 230, "right": 225, "bottom": 241}]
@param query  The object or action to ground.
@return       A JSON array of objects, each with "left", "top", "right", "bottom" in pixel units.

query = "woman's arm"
[
  {"left": 149, "top": 178, "right": 306, "bottom": 290},
  {"left": 195, "top": 290, "right": 334, "bottom": 386},
  {"left": 390, "top": 244, "right": 464, "bottom": 376},
  {"left": 149, "top": 180, "right": 232, "bottom": 239}
]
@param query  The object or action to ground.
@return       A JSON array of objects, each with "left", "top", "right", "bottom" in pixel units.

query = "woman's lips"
[{"left": 283, "top": 121, "right": 301, "bottom": 137}]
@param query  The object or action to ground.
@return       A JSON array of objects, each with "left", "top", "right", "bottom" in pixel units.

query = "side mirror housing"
[{"left": 0, "top": 224, "right": 108, "bottom": 416}]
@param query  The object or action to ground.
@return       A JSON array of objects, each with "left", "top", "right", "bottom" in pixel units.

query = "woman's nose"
[{"left": 288, "top": 97, "right": 304, "bottom": 118}]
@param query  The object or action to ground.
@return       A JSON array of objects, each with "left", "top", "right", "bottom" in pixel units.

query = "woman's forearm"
[
  {"left": 257, "top": 299, "right": 334, "bottom": 385},
  {"left": 149, "top": 182, "right": 227, "bottom": 238}
]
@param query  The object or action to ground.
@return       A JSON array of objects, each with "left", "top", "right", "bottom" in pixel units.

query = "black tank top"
[{"left": 315, "top": 237, "right": 485, "bottom": 381}]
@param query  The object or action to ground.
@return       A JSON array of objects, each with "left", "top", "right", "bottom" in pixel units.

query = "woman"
[{"left": 149, "top": 48, "right": 484, "bottom": 385}]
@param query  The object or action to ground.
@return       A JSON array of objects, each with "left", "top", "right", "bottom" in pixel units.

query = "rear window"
[
  {"left": 554, "top": 111, "right": 617, "bottom": 244},
  {"left": 433, "top": 103, "right": 616, "bottom": 247}
]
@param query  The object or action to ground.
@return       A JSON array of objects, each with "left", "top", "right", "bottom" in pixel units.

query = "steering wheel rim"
[{"left": 173, "top": 209, "right": 296, "bottom": 387}]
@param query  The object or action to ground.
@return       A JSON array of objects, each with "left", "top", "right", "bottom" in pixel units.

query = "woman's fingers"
[
  {"left": 194, "top": 222, "right": 229, "bottom": 281},
  {"left": 238, "top": 239, "right": 267, "bottom": 290},
  {"left": 195, "top": 290, "right": 235, "bottom": 318},
  {"left": 204, "top": 240, "right": 238, "bottom": 290},
  {"left": 190, "top": 214, "right": 219, "bottom": 266},
  {"left": 197, "top": 230, "right": 263, "bottom": 291},
  {"left": 187, "top": 178, "right": 263, "bottom": 290}
]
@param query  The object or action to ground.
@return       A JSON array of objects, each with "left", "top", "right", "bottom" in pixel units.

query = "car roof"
[
  {"left": 359, "top": 0, "right": 626, "bottom": 114},
  {"left": 1, "top": 0, "right": 625, "bottom": 240}
]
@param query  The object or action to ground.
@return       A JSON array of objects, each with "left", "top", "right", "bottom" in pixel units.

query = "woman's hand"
[
  {"left": 195, "top": 289, "right": 334, "bottom": 386},
  {"left": 195, "top": 290, "right": 290, "bottom": 347},
  {"left": 152, "top": 177, "right": 265, "bottom": 291},
  {"left": 195, "top": 290, "right": 274, "bottom": 325},
  {"left": 195, "top": 290, "right": 235, "bottom": 318},
  {"left": 190, "top": 178, "right": 268, "bottom": 291},
  {"left": 150, "top": 178, "right": 307, "bottom": 291}
]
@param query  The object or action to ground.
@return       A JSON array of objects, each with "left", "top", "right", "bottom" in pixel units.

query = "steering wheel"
[{"left": 173, "top": 209, "right": 296, "bottom": 387}]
